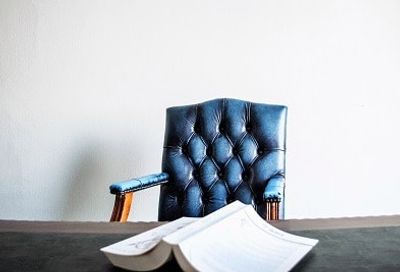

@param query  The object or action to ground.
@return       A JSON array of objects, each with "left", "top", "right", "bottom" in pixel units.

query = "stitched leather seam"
[
  {"left": 198, "top": 135, "right": 208, "bottom": 152},
  {"left": 204, "top": 177, "right": 219, "bottom": 194},
  {"left": 182, "top": 177, "right": 195, "bottom": 194},
  {"left": 220, "top": 156, "right": 235, "bottom": 195},
  {"left": 231, "top": 180, "right": 244, "bottom": 194},
  {"left": 186, "top": 131, "right": 195, "bottom": 146},
  {"left": 163, "top": 145, "right": 285, "bottom": 152},
  {"left": 121, "top": 179, "right": 168, "bottom": 193},
  {"left": 246, "top": 102, "right": 251, "bottom": 125}
]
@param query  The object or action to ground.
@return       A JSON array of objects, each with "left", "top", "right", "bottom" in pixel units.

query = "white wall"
[{"left": 1, "top": 0, "right": 399, "bottom": 221}]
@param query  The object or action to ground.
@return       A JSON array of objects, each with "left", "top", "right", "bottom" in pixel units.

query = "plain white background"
[{"left": 1, "top": 0, "right": 399, "bottom": 221}]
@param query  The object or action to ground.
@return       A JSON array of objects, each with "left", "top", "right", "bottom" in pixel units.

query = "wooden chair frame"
[{"left": 110, "top": 193, "right": 281, "bottom": 222}]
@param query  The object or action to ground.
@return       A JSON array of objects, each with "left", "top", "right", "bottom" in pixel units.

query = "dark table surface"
[{"left": 1, "top": 215, "right": 400, "bottom": 272}]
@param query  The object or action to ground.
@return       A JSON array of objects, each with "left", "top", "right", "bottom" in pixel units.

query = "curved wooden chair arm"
[
  {"left": 111, "top": 194, "right": 282, "bottom": 222},
  {"left": 110, "top": 192, "right": 133, "bottom": 222},
  {"left": 265, "top": 200, "right": 281, "bottom": 221},
  {"left": 109, "top": 173, "right": 169, "bottom": 222}
]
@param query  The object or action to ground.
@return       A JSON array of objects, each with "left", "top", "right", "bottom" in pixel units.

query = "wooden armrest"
[
  {"left": 109, "top": 172, "right": 169, "bottom": 222},
  {"left": 265, "top": 199, "right": 281, "bottom": 221},
  {"left": 110, "top": 192, "right": 134, "bottom": 222}
]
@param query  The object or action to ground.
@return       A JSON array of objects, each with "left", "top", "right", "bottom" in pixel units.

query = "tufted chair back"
[{"left": 158, "top": 98, "right": 287, "bottom": 221}]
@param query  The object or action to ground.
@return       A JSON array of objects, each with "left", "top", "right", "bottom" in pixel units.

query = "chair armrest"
[
  {"left": 263, "top": 175, "right": 285, "bottom": 221},
  {"left": 110, "top": 172, "right": 169, "bottom": 195},
  {"left": 109, "top": 172, "right": 169, "bottom": 222},
  {"left": 263, "top": 175, "right": 285, "bottom": 201}
]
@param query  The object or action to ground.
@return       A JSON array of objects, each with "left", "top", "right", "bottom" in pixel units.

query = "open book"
[{"left": 101, "top": 201, "right": 318, "bottom": 272}]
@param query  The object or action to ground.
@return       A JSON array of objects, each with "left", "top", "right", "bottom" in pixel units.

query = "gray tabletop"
[{"left": 1, "top": 216, "right": 400, "bottom": 272}]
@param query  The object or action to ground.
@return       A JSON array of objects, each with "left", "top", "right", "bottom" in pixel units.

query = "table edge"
[{"left": 1, "top": 215, "right": 400, "bottom": 233}]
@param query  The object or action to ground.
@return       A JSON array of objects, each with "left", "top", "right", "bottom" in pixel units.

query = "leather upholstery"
[
  {"left": 159, "top": 98, "right": 287, "bottom": 220},
  {"left": 110, "top": 172, "right": 169, "bottom": 194}
]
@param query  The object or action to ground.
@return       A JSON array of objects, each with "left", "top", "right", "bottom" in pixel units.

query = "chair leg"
[
  {"left": 265, "top": 200, "right": 280, "bottom": 220},
  {"left": 110, "top": 192, "right": 133, "bottom": 222}
]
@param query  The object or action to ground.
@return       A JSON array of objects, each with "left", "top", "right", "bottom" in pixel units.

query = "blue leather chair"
[{"left": 109, "top": 98, "right": 287, "bottom": 222}]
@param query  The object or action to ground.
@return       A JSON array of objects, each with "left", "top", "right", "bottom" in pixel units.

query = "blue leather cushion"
[
  {"left": 158, "top": 98, "right": 287, "bottom": 220},
  {"left": 109, "top": 173, "right": 169, "bottom": 194}
]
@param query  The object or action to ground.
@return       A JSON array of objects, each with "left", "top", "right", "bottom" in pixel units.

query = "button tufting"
[
  {"left": 206, "top": 146, "right": 213, "bottom": 156},
  {"left": 245, "top": 123, "right": 252, "bottom": 132},
  {"left": 158, "top": 99, "right": 287, "bottom": 221},
  {"left": 192, "top": 170, "right": 199, "bottom": 179},
  {"left": 177, "top": 195, "right": 183, "bottom": 206}
]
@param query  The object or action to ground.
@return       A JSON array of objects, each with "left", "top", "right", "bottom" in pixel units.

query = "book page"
[
  {"left": 163, "top": 201, "right": 247, "bottom": 245},
  {"left": 101, "top": 216, "right": 198, "bottom": 256},
  {"left": 175, "top": 206, "right": 318, "bottom": 272}
]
